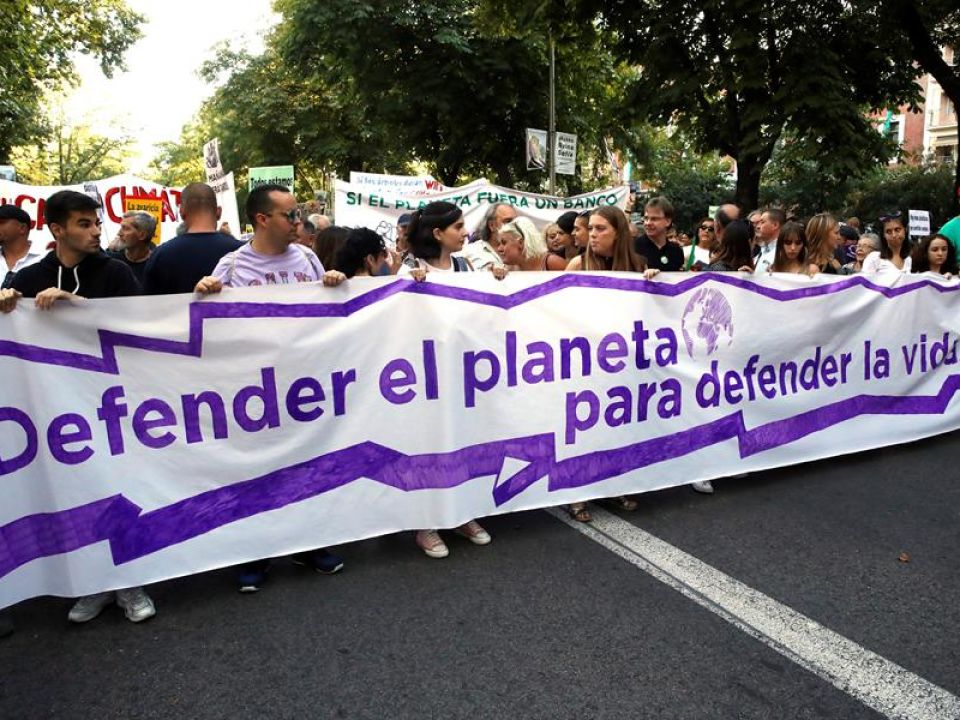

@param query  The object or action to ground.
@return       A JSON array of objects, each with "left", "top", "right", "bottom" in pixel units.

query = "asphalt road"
[{"left": 1, "top": 432, "right": 958, "bottom": 719}]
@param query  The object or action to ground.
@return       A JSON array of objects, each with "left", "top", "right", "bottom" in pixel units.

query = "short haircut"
[
  {"left": 763, "top": 208, "right": 786, "bottom": 227},
  {"left": 645, "top": 196, "right": 674, "bottom": 220},
  {"left": 336, "top": 228, "right": 387, "bottom": 277},
  {"left": 122, "top": 211, "right": 157, "bottom": 242},
  {"left": 714, "top": 202, "right": 740, "bottom": 229},
  {"left": 44, "top": 190, "right": 99, "bottom": 228},
  {"left": 246, "top": 183, "right": 290, "bottom": 225},
  {"left": 181, "top": 182, "right": 218, "bottom": 212},
  {"left": 500, "top": 217, "right": 547, "bottom": 259}
]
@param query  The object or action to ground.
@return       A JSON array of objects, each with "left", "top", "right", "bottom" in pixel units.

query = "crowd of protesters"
[{"left": 1, "top": 181, "right": 959, "bottom": 634}]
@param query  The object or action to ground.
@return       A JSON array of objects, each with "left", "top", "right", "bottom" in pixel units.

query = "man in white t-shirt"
[
  {"left": 753, "top": 208, "right": 785, "bottom": 274},
  {"left": 195, "top": 183, "right": 345, "bottom": 291},
  {"left": 0, "top": 204, "right": 43, "bottom": 289},
  {"left": 193, "top": 183, "right": 346, "bottom": 592}
]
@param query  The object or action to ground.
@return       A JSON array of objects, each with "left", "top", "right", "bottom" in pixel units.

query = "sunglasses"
[
  {"left": 879, "top": 212, "right": 902, "bottom": 223},
  {"left": 266, "top": 208, "right": 302, "bottom": 223},
  {"left": 699, "top": 225, "right": 715, "bottom": 232}
]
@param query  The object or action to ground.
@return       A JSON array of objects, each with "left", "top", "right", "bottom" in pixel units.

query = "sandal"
[
  {"left": 611, "top": 496, "right": 638, "bottom": 512},
  {"left": 566, "top": 503, "right": 592, "bottom": 523}
]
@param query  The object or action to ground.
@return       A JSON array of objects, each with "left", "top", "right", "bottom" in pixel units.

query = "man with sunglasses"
[
  {"left": 193, "top": 183, "right": 346, "bottom": 592},
  {"left": 0, "top": 204, "right": 42, "bottom": 289},
  {"left": 196, "top": 184, "right": 344, "bottom": 291}
]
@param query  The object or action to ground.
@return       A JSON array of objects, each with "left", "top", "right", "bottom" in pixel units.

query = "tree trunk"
[
  {"left": 734, "top": 157, "right": 763, "bottom": 211},
  {"left": 892, "top": 0, "right": 960, "bottom": 216}
]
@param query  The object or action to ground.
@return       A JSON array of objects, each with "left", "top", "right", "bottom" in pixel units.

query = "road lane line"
[{"left": 548, "top": 506, "right": 960, "bottom": 720}]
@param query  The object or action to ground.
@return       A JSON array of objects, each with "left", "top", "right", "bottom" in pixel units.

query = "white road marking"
[{"left": 548, "top": 505, "right": 960, "bottom": 720}]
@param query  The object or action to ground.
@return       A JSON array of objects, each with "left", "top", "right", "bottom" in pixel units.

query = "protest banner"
[
  {"left": 348, "top": 172, "right": 445, "bottom": 196},
  {"left": 0, "top": 173, "right": 241, "bottom": 246},
  {"left": 526, "top": 129, "right": 547, "bottom": 171},
  {"left": 909, "top": 210, "right": 931, "bottom": 238},
  {"left": 1, "top": 271, "right": 959, "bottom": 608},
  {"left": 555, "top": 132, "right": 577, "bottom": 175},
  {"left": 335, "top": 178, "right": 629, "bottom": 245},
  {"left": 122, "top": 196, "right": 163, "bottom": 243},
  {"left": 249, "top": 165, "right": 294, "bottom": 193}
]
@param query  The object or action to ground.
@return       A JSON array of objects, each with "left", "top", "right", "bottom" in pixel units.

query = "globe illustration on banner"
[{"left": 681, "top": 288, "right": 734, "bottom": 359}]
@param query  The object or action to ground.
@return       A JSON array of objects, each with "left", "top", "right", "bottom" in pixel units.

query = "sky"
[{"left": 62, "top": 0, "right": 278, "bottom": 174}]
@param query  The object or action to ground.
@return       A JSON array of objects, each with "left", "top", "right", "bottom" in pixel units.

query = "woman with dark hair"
[
  {"left": 804, "top": 213, "right": 843, "bottom": 275},
  {"left": 397, "top": 201, "right": 504, "bottom": 557},
  {"left": 911, "top": 233, "right": 957, "bottom": 277},
  {"left": 684, "top": 217, "right": 716, "bottom": 270},
  {"left": 862, "top": 212, "right": 912, "bottom": 273},
  {"left": 398, "top": 201, "right": 506, "bottom": 279},
  {"left": 769, "top": 222, "right": 806, "bottom": 274},
  {"left": 564, "top": 206, "right": 657, "bottom": 519},
  {"left": 335, "top": 228, "right": 392, "bottom": 278},
  {"left": 703, "top": 219, "right": 754, "bottom": 272},
  {"left": 313, "top": 225, "right": 350, "bottom": 273}
]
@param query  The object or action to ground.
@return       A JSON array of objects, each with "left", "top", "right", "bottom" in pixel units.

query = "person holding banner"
[
  {"left": 335, "top": 228, "right": 393, "bottom": 278},
  {"left": 1, "top": 190, "right": 156, "bottom": 623},
  {"left": 398, "top": 201, "right": 504, "bottom": 556},
  {"left": 683, "top": 217, "right": 716, "bottom": 271},
  {"left": 769, "top": 222, "right": 808, "bottom": 275},
  {"left": 194, "top": 183, "right": 346, "bottom": 590},
  {"left": 862, "top": 212, "right": 912, "bottom": 274},
  {"left": 0, "top": 204, "right": 43, "bottom": 289},
  {"left": 496, "top": 217, "right": 567, "bottom": 271},
  {"left": 564, "top": 205, "right": 659, "bottom": 516}
]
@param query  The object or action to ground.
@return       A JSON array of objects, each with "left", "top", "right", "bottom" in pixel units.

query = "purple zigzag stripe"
[
  {"left": 0, "top": 434, "right": 556, "bottom": 576},
  {"left": 0, "top": 273, "right": 955, "bottom": 374},
  {"left": 3, "top": 374, "right": 960, "bottom": 577}
]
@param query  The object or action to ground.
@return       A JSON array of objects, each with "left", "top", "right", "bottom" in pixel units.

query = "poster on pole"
[
  {"left": 249, "top": 166, "right": 295, "bottom": 193},
  {"left": 554, "top": 132, "right": 577, "bottom": 175},
  {"left": 909, "top": 210, "right": 931, "bottom": 238},
  {"left": 203, "top": 138, "right": 229, "bottom": 194},
  {"left": 526, "top": 129, "right": 547, "bottom": 171}
]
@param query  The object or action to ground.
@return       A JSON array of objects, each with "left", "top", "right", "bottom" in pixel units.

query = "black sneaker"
[
  {"left": 237, "top": 560, "right": 271, "bottom": 593},
  {"left": 291, "top": 549, "right": 344, "bottom": 575}
]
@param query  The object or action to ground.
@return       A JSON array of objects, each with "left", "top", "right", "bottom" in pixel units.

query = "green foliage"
[
  {"left": 0, "top": 0, "right": 144, "bottom": 160},
  {"left": 9, "top": 118, "right": 134, "bottom": 185},
  {"left": 845, "top": 163, "right": 956, "bottom": 230}
]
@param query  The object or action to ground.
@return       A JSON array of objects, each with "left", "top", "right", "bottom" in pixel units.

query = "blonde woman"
[
  {"left": 497, "top": 217, "right": 568, "bottom": 271},
  {"left": 805, "top": 213, "right": 843, "bottom": 275}
]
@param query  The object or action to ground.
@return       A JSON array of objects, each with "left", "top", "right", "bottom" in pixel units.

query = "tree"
[
  {"left": 0, "top": 0, "right": 144, "bottom": 161},
  {"left": 872, "top": 0, "right": 960, "bottom": 217},
  {"left": 495, "top": 0, "right": 922, "bottom": 210},
  {"left": 9, "top": 116, "right": 135, "bottom": 185}
]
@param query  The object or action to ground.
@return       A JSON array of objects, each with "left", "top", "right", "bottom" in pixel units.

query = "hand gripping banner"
[{"left": 1, "top": 271, "right": 959, "bottom": 607}]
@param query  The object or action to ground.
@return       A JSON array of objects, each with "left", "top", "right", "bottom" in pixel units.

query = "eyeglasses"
[
  {"left": 265, "top": 208, "right": 302, "bottom": 223},
  {"left": 699, "top": 225, "right": 715, "bottom": 232}
]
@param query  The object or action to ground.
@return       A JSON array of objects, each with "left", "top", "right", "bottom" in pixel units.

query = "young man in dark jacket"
[{"left": 1, "top": 190, "right": 155, "bottom": 624}]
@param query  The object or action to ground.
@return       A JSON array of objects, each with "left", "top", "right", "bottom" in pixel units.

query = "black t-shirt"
[
  {"left": 634, "top": 235, "right": 685, "bottom": 271},
  {"left": 107, "top": 248, "right": 153, "bottom": 288},
  {"left": 143, "top": 231, "right": 242, "bottom": 295}
]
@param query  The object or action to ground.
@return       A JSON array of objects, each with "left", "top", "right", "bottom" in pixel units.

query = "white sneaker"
[
  {"left": 116, "top": 587, "right": 156, "bottom": 623},
  {"left": 456, "top": 520, "right": 492, "bottom": 546},
  {"left": 415, "top": 530, "right": 449, "bottom": 558},
  {"left": 691, "top": 480, "right": 714, "bottom": 495},
  {"left": 68, "top": 592, "right": 114, "bottom": 623}
]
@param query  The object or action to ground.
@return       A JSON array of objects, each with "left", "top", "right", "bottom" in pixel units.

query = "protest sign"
[
  {"left": 555, "top": 132, "right": 577, "bottom": 175},
  {"left": 348, "top": 172, "right": 445, "bottom": 196},
  {"left": 0, "top": 174, "right": 241, "bottom": 246},
  {"left": 1, "top": 271, "right": 959, "bottom": 608},
  {"left": 335, "top": 178, "right": 629, "bottom": 244},
  {"left": 203, "top": 138, "right": 230, "bottom": 194},
  {"left": 526, "top": 129, "right": 547, "bottom": 171},
  {"left": 249, "top": 166, "right": 294, "bottom": 193},
  {"left": 122, "top": 196, "right": 163, "bottom": 243},
  {"left": 909, "top": 210, "right": 931, "bottom": 237}
]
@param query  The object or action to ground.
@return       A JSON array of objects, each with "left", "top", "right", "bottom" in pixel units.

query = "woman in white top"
[
  {"left": 398, "top": 201, "right": 504, "bottom": 557},
  {"left": 862, "top": 212, "right": 912, "bottom": 274}
]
